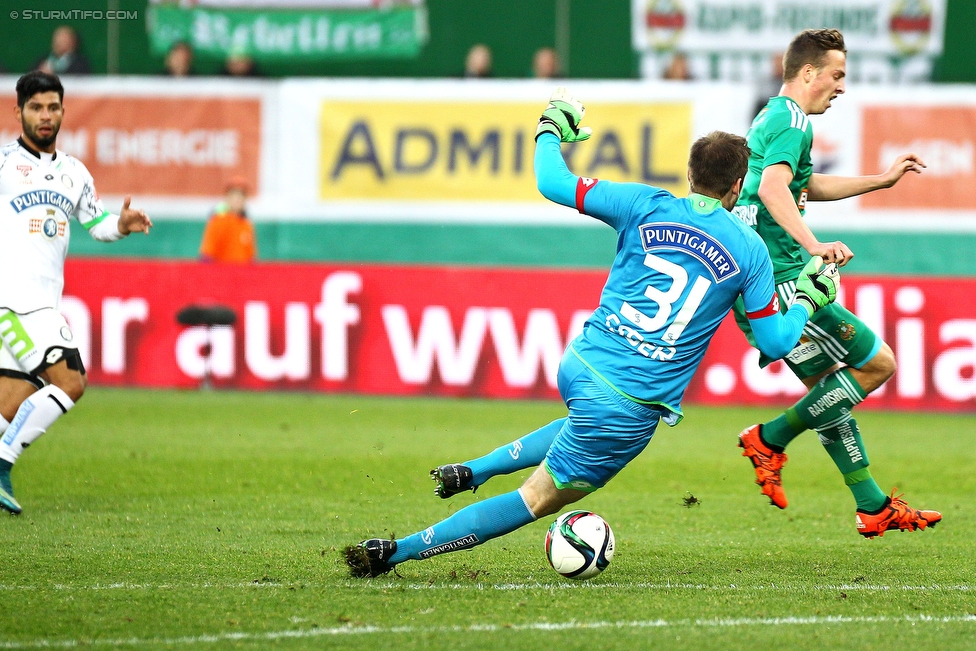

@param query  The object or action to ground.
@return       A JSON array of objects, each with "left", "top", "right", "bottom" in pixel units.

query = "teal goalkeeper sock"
[
  {"left": 465, "top": 418, "right": 564, "bottom": 486},
  {"left": 761, "top": 368, "right": 868, "bottom": 450},
  {"left": 0, "top": 459, "right": 12, "bottom": 494},
  {"left": 390, "top": 490, "right": 536, "bottom": 563}
]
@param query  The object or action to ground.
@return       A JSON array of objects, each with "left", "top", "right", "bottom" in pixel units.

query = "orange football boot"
[
  {"left": 738, "top": 424, "right": 788, "bottom": 509},
  {"left": 856, "top": 489, "right": 942, "bottom": 538}
]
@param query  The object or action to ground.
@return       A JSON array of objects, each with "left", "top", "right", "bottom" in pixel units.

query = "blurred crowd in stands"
[
  {"left": 463, "top": 43, "right": 562, "bottom": 79},
  {"left": 11, "top": 24, "right": 786, "bottom": 100},
  {"left": 1, "top": 25, "right": 262, "bottom": 79},
  {"left": 3, "top": 25, "right": 577, "bottom": 81}
]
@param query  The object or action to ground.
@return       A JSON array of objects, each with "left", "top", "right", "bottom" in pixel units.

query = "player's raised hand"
[
  {"left": 535, "top": 87, "right": 592, "bottom": 143},
  {"left": 879, "top": 152, "right": 927, "bottom": 188},
  {"left": 118, "top": 196, "right": 153, "bottom": 235},
  {"left": 808, "top": 240, "right": 854, "bottom": 268},
  {"left": 794, "top": 256, "right": 840, "bottom": 318}
]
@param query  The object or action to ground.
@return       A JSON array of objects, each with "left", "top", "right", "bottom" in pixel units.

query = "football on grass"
[{"left": 545, "top": 510, "right": 614, "bottom": 580}]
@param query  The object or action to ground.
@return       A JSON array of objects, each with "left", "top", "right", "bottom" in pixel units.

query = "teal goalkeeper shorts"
[
  {"left": 544, "top": 349, "right": 663, "bottom": 493},
  {"left": 733, "top": 278, "right": 882, "bottom": 380}
]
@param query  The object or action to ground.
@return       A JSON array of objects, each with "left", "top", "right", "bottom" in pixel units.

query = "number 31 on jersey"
[{"left": 617, "top": 252, "right": 711, "bottom": 347}]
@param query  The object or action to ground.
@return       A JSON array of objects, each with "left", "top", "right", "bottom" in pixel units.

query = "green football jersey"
[{"left": 733, "top": 95, "right": 814, "bottom": 284}]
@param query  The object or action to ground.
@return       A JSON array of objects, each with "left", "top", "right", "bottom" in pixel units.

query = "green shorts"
[{"left": 733, "top": 279, "right": 882, "bottom": 380}]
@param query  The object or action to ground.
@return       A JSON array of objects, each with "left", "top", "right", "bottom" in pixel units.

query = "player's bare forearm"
[
  {"left": 807, "top": 173, "right": 886, "bottom": 201},
  {"left": 765, "top": 199, "right": 824, "bottom": 256},
  {"left": 758, "top": 171, "right": 818, "bottom": 252},
  {"left": 809, "top": 153, "right": 926, "bottom": 201},
  {"left": 759, "top": 167, "right": 853, "bottom": 266}
]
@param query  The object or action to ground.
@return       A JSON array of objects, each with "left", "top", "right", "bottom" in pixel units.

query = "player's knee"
[
  {"left": 54, "top": 372, "right": 87, "bottom": 403},
  {"left": 520, "top": 485, "right": 560, "bottom": 518},
  {"left": 521, "top": 479, "right": 565, "bottom": 518},
  {"left": 522, "top": 484, "right": 587, "bottom": 519},
  {"left": 852, "top": 343, "right": 895, "bottom": 395},
  {"left": 869, "top": 343, "right": 896, "bottom": 382}
]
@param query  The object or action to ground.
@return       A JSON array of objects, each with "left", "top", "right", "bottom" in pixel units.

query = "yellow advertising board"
[{"left": 320, "top": 100, "right": 692, "bottom": 201}]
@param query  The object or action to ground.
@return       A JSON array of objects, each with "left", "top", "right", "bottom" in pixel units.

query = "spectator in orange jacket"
[{"left": 200, "top": 178, "right": 257, "bottom": 263}]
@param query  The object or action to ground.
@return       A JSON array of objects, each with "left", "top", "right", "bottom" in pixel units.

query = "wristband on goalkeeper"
[
  {"left": 794, "top": 256, "right": 840, "bottom": 318},
  {"left": 535, "top": 86, "right": 593, "bottom": 143}
]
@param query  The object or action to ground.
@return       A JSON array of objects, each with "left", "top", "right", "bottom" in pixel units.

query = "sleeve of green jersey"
[{"left": 761, "top": 111, "right": 807, "bottom": 174}]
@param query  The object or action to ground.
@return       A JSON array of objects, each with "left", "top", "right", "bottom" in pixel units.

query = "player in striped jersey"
[
  {"left": 0, "top": 72, "right": 152, "bottom": 515},
  {"left": 731, "top": 29, "right": 939, "bottom": 538}
]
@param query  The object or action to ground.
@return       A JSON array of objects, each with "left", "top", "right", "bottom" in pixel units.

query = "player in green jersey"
[{"left": 731, "top": 29, "right": 940, "bottom": 539}]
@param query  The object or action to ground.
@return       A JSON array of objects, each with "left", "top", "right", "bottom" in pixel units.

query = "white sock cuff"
[
  {"left": 516, "top": 487, "right": 539, "bottom": 521},
  {"left": 0, "top": 414, "right": 13, "bottom": 462},
  {"left": 41, "top": 385, "right": 75, "bottom": 413},
  {"left": 0, "top": 385, "right": 74, "bottom": 463}
]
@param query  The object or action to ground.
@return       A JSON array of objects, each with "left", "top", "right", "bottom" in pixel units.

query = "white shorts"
[{"left": 0, "top": 308, "right": 81, "bottom": 382}]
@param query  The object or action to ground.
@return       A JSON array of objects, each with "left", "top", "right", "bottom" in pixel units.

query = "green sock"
[
  {"left": 848, "top": 471, "right": 887, "bottom": 513},
  {"left": 818, "top": 417, "right": 887, "bottom": 512},
  {"left": 761, "top": 368, "right": 868, "bottom": 450},
  {"left": 761, "top": 368, "right": 885, "bottom": 510},
  {"left": 760, "top": 409, "right": 805, "bottom": 451}
]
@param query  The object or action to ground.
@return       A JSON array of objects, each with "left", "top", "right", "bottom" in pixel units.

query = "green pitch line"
[
  {"left": 69, "top": 220, "right": 976, "bottom": 277},
  {"left": 0, "top": 388, "right": 973, "bottom": 650}
]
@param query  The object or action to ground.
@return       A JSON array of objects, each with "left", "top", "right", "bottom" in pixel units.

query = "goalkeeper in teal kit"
[
  {"left": 346, "top": 89, "right": 840, "bottom": 577},
  {"left": 731, "top": 29, "right": 940, "bottom": 538}
]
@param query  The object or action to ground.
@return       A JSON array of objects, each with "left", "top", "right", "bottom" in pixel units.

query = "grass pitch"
[{"left": 1, "top": 388, "right": 974, "bottom": 650}]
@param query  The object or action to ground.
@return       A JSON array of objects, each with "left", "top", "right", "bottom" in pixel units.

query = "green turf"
[{"left": 0, "top": 389, "right": 973, "bottom": 650}]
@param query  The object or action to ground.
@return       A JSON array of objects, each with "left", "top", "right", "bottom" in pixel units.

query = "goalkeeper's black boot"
[
  {"left": 430, "top": 464, "right": 476, "bottom": 499},
  {"left": 344, "top": 539, "right": 397, "bottom": 578}
]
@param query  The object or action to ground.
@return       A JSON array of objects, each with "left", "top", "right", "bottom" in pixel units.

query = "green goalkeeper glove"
[
  {"left": 794, "top": 256, "right": 840, "bottom": 318},
  {"left": 535, "top": 86, "right": 593, "bottom": 143}
]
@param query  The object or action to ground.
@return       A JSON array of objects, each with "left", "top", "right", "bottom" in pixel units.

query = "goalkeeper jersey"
[
  {"left": 0, "top": 138, "right": 117, "bottom": 313},
  {"left": 536, "top": 134, "right": 782, "bottom": 424},
  {"left": 734, "top": 95, "right": 814, "bottom": 284}
]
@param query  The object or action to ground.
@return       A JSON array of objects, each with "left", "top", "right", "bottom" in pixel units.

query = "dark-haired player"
[{"left": 0, "top": 72, "right": 153, "bottom": 514}]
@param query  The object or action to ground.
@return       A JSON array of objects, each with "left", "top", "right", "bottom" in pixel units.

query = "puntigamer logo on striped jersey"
[
  {"left": 10, "top": 190, "right": 74, "bottom": 215},
  {"left": 638, "top": 222, "right": 739, "bottom": 282}
]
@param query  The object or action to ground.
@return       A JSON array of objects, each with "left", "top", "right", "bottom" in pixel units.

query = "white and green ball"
[{"left": 545, "top": 510, "right": 614, "bottom": 580}]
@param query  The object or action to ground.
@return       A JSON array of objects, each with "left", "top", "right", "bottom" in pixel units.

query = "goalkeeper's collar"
[{"left": 687, "top": 193, "right": 722, "bottom": 214}]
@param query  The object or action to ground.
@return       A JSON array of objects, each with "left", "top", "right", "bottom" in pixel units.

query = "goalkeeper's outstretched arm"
[
  {"left": 534, "top": 133, "right": 577, "bottom": 208},
  {"left": 749, "top": 305, "right": 810, "bottom": 360},
  {"left": 533, "top": 88, "right": 656, "bottom": 228},
  {"left": 535, "top": 131, "right": 655, "bottom": 229},
  {"left": 747, "top": 256, "right": 840, "bottom": 360}
]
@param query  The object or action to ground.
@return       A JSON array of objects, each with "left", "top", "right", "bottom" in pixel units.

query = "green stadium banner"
[{"left": 147, "top": 4, "right": 428, "bottom": 60}]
